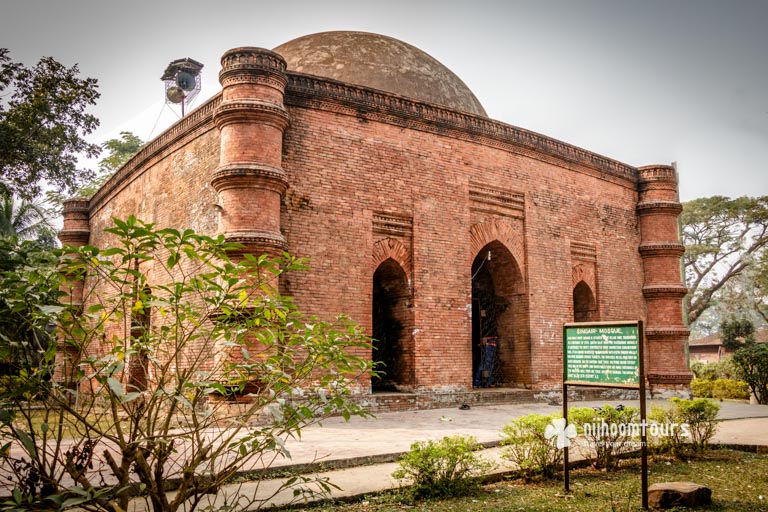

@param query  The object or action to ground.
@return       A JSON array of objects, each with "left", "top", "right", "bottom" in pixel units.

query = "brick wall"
[
  {"left": 279, "top": 104, "right": 647, "bottom": 391},
  {"left": 70, "top": 49, "right": 688, "bottom": 397}
]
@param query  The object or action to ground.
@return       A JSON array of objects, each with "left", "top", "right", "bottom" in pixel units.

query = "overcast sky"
[{"left": 2, "top": 0, "right": 766, "bottom": 201}]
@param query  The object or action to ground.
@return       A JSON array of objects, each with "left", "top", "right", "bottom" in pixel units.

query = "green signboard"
[
  {"left": 561, "top": 321, "right": 647, "bottom": 507},
  {"left": 564, "top": 323, "right": 640, "bottom": 386}
]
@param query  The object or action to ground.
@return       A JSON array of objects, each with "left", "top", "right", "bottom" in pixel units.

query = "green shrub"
[
  {"left": 690, "top": 358, "right": 738, "bottom": 381},
  {"left": 692, "top": 377, "right": 750, "bottom": 400},
  {"left": 392, "top": 435, "right": 494, "bottom": 499},
  {"left": 499, "top": 413, "right": 563, "bottom": 479},
  {"left": 690, "top": 378, "right": 713, "bottom": 398},
  {"left": 711, "top": 378, "right": 750, "bottom": 400},
  {"left": 732, "top": 343, "right": 768, "bottom": 404},
  {"left": 0, "top": 217, "right": 377, "bottom": 511},
  {"left": 0, "top": 373, "right": 41, "bottom": 401},
  {"left": 650, "top": 398, "right": 719, "bottom": 456},
  {"left": 568, "top": 405, "right": 640, "bottom": 470},
  {"left": 0, "top": 375, "right": 24, "bottom": 395}
]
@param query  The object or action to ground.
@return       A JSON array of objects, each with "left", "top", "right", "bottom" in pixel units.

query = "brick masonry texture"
[{"left": 60, "top": 41, "right": 691, "bottom": 400}]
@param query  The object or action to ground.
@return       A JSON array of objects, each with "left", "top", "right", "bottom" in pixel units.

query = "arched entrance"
[
  {"left": 372, "top": 258, "right": 413, "bottom": 391},
  {"left": 471, "top": 241, "right": 527, "bottom": 387},
  {"left": 573, "top": 280, "right": 599, "bottom": 322}
]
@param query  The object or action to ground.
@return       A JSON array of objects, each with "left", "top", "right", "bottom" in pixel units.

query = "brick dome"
[{"left": 274, "top": 31, "right": 487, "bottom": 117}]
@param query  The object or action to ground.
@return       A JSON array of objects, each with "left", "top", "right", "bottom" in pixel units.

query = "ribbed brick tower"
[
  {"left": 58, "top": 197, "right": 91, "bottom": 307},
  {"left": 637, "top": 165, "right": 692, "bottom": 396},
  {"left": 57, "top": 197, "right": 91, "bottom": 384},
  {"left": 211, "top": 47, "right": 290, "bottom": 258}
]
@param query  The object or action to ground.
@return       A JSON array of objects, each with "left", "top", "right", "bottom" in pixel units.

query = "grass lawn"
[{"left": 296, "top": 449, "right": 768, "bottom": 511}]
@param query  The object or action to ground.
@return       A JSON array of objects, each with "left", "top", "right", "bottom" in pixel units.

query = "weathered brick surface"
[{"left": 61, "top": 43, "right": 691, "bottom": 400}]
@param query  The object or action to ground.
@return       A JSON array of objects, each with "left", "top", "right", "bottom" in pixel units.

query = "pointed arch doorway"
[
  {"left": 372, "top": 258, "right": 414, "bottom": 391},
  {"left": 471, "top": 241, "right": 528, "bottom": 387}
]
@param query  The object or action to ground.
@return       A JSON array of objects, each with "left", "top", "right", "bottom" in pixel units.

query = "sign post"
[{"left": 562, "top": 320, "right": 647, "bottom": 508}]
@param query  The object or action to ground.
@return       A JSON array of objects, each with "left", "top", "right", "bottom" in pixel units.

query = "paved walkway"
[{"left": 121, "top": 399, "right": 768, "bottom": 511}]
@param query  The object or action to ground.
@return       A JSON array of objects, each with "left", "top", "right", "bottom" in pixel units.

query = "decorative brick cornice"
[
  {"left": 637, "top": 165, "right": 677, "bottom": 184},
  {"left": 218, "top": 47, "right": 287, "bottom": 100},
  {"left": 224, "top": 231, "right": 287, "bottom": 252},
  {"left": 638, "top": 243, "right": 686, "bottom": 257},
  {"left": 638, "top": 180, "right": 679, "bottom": 193},
  {"left": 571, "top": 241, "right": 597, "bottom": 262},
  {"left": 284, "top": 73, "right": 639, "bottom": 187},
  {"left": 220, "top": 47, "right": 287, "bottom": 74},
  {"left": 62, "top": 197, "right": 90, "bottom": 214},
  {"left": 219, "top": 71, "right": 287, "bottom": 91},
  {"left": 647, "top": 373, "right": 692, "bottom": 385},
  {"left": 213, "top": 100, "right": 290, "bottom": 130},
  {"left": 211, "top": 164, "right": 288, "bottom": 193},
  {"left": 642, "top": 285, "right": 688, "bottom": 299},
  {"left": 89, "top": 67, "right": 646, "bottom": 217},
  {"left": 58, "top": 229, "right": 90, "bottom": 246},
  {"left": 373, "top": 212, "right": 413, "bottom": 238},
  {"left": 469, "top": 181, "right": 525, "bottom": 217},
  {"left": 645, "top": 327, "right": 690, "bottom": 340},
  {"left": 636, "top": 200, "right": 683, "bottom": 215}
]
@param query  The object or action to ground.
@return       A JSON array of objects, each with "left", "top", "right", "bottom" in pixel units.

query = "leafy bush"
[
  {"left": 0, "top": 237, "right": 61, "bottom": 374},
  {"left": 0, "top": 217, "right": 376, "bottom": 511},
  {"left": 568, "top": 405, "right": 639, "bottom": 470},
  {"left": 0, "top": 374, "right": 38, "bottom": 401},
  {"left": 691, "top": 377, "right": 750, "bottom": 400},
  {"left": 712, "top": 378, "right": 750, "bottom": 400},
  {"left": 690, "top": 358, "right": 738, "bottom": 381},
  {"left": 0, "top": 375, "right": 24, "bottom": 395},
  {"left": 676, "top": 398, "right": 720, "bottom": 451},
  {"left": 732, "top": 343, "right": 768, "bottom": 404},
  {"left": 499, "top": 413, "right": 562, "bottom": 479},
  {"left": 690, "top": 378, "right": 713, "bottom": 398},
  {"left": 392, "top": 435, "right": 494, "bottom": 499},
  {"left": 650, "top": 398, "right": 719, "bottom": 457}
]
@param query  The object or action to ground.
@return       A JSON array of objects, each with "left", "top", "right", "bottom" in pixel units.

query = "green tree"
[
  {"left": 689, "top": 267, "right": 766, "bottom": 338},
  {"left": 77, "top": 131, "right": 143, "bottom": 198},
  {"left": 753, "top": 250, "right": 768, "bottom": 322},
  {"left": 0, "top": 237, "right": 61, "bottom": 374},
  {"left": 98, "top": 131, "right": 143, "bottom": 173},
  {"left": 732, "top": 343, "right": 768, "bottom": 404},
  {"left": 682, "top": 196, "right": 768, "bottom": 325},
  {"left": 0, "top": 217, "right": 375, "bottom": 511},
  {"left": 720, "top": 317, "right": 756, "bottom": 351},
  {"left": 0, "top": 48, "right": 100, "bottom": 200},
  {"left": 45, "top": 131, "right": 145, "bottom": 214},
  {"left": 0, "top": 192, "right": 56, "bottom": 245}
]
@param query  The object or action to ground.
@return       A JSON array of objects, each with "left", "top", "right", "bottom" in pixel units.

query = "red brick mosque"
[{"left": 60, "top": 31, "right": 691, "bottom": 406}]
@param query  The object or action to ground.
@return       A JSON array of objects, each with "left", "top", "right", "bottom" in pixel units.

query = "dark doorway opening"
[
  {"left": 573, "top": 281, "right": 599, "bottom": 322},
  {"left": 471, "top": 257, "right": 501, "bottom": 387},
  {"left": 470, "top": 241, "right": 526, "bottom": 387},
  {"left": 372, "top": 259, "right": 412, "bottom": 391}
]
